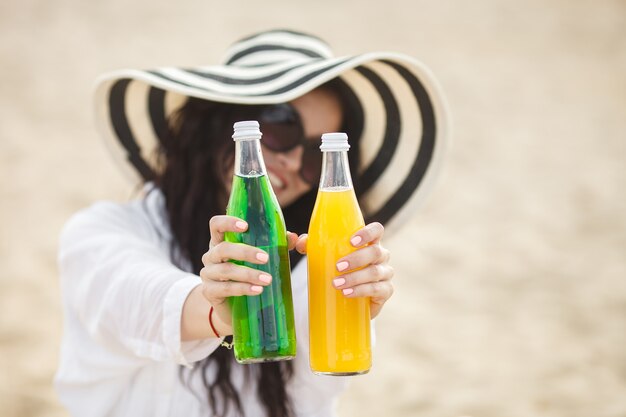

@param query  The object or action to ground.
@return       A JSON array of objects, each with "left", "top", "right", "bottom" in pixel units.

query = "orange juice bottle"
[{"left": 307, "top": 132, "right": 371, "bottom": 375}]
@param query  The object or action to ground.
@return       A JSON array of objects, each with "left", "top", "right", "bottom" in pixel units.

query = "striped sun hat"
[{"left": 94, "top": 29, "right": 449, "bottom": 233}]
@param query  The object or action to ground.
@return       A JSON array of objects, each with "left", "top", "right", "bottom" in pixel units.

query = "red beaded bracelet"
[
  {"left": 209, "top": 306, "right": 234, "bottom": 349},
  {"left": 208, "top": 306, "right": 220, "bottom": 338}
]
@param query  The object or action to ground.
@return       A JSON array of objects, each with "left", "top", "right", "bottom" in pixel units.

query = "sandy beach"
[{"left": 1, "top": 0, "right": 625, "bottom": 416}]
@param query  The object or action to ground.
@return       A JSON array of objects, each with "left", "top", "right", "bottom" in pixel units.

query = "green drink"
[{"left": 224, "top": 121, "right": 296, "bottom": 363}]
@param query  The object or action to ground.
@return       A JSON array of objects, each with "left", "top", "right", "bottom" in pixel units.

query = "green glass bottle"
[{"left": 224, "top": 120, "right": 296, "bottom": 363}]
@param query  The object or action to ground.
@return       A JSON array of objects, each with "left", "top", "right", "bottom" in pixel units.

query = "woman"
[{"left": 56, "top": 29, "right": 447, "bottom": 417}]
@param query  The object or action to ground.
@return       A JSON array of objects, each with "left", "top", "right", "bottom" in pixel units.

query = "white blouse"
[{"left": 55, "top": 187, "right": 355, "bottom": 417}]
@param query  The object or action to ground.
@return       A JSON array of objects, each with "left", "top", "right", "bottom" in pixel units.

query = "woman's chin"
[
  {"left": 274, "top": 189, "right": 291, "bottom": 207},
  {"left": 273, "top": 181, "right": 313, "bottom": 208},
  {"left": 275, "top": 188, "right": 302, "bottom": 208}
]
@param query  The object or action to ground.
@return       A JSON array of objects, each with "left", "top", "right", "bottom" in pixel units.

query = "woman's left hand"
[{"left": 296, "top": 222, "right": 394, "bottom": 319}]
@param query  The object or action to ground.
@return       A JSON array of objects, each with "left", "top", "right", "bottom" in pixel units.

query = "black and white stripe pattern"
[{"left": 93, "top": 30, "right": 448, "bottom": 233}]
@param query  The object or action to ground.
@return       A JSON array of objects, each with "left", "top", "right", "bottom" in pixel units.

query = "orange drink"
[{"left": 307, "top": 133, "right": 371, "bottom": 375}]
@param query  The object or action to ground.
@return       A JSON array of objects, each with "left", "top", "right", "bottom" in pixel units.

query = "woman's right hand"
[{"left": 199, "top": 215, "right": 298, "bottom": 336}]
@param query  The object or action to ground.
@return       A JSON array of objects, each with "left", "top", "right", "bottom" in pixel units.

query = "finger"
[
  {"left": 208, "top": 215, "right": 248, "bottom": 248},
  {"left": 202, "top": 241, "right": 268, "bottom": 265},
  {"left": 332, "top": 264, "right": 393, "bottom": 290},
  {"left": 202, "top": 279, "right": 266, "bottom": 301},
  {"left": 339, "top": 280, "right": 394, "bottom": 302},
  {"left": 350, "top": 222, "right": 385, "bottom": 247},
  {"left": 287, "top": 231, "right": 299, "bottom": 251},
  {"left": 200, "top": 262, "right": 272, "bottom": 286},
  {"left": 335, "top": 245, "right": 390, "bottom": 272},
  {"left": 295, "top": 234, "right": 308, "bottom": 254}
]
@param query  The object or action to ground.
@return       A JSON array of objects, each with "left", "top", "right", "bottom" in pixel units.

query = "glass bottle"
[
  {"left": 307, "top": 132, "right": 371, "bottom": 375},
  {"left": 225, "top": 120, "right": 296, "bottom": 363}
]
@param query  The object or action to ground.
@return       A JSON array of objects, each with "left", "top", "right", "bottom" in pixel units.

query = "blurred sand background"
[{"left": 1, "top": 0, "right": 625, "bottom": 416}]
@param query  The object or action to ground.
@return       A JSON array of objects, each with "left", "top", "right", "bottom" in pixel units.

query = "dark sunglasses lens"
[
  {"left": 260, "top": 103, "right": 299, "bottom": 124},
  {"left": 259, "top": 104, "right": 303, "bottom": 151},
  {"left": 300, "top": 145, "right": 323, "bottom": 185},
  {"left": 262, "top": 122, "right": 302, "bottom": 152}
]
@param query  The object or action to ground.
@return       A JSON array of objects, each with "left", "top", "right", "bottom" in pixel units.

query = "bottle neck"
[
  {"left": 319, "top": 150, "right": 353, "bottom": 190},
  {"left": 234, "top": 139, "right": 267, "bottom": 177}
]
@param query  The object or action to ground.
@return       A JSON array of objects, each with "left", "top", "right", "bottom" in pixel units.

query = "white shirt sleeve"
[{"left": 58, "top": 200, "right": 221, "bottom": 375}]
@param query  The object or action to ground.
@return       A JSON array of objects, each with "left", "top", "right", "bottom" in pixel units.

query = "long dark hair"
[{"left": 154, "top": 79, "right": 362, "bottom": 417}]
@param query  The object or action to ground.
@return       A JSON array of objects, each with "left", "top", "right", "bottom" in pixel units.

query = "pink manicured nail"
[
  {"left": 351, "top": 236, "right": 362, "bottom": 246},
  {"left": 256, "top": 252, "right": 269, "bottom": 262},
  {"left": 251, "top": 285, "right": 263, "bottom": 293},
  {"left": 259, "top": 274, "right": 272, "bottom": 283},
  {"left": 342, "top": 288, "right": 354, "bottom": 296},
  {"left": 336, "top": 261, "right": 349, "bottom": 272},
  {"left": 235, "top": 221, "right": 248, "bottom": 230},
  {"left": 333, "top": 278, "right": 346, "bottom": 287}
]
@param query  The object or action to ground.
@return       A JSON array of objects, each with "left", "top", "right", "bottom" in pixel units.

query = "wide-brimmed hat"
[{"left": 94, "top": 29, "right": 448, "bottom": 233}]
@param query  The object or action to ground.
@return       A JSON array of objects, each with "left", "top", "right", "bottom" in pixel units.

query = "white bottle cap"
[
  {"left": 320, "top": 132, "right": 350, "bottom": 152},
  {"left": 232, "top": 120, "right": 262, "bottom": 141}
]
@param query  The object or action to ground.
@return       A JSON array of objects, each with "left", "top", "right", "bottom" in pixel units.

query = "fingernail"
[
  {"left": 251, "top": 285, "right": 263, "bottom": 293},
  {"left": 336, "top": 261, "right": 349, "bottom": 272},
  {"left": 333, "top": 278, "right": 346, "bottom": 287},
  {"left": 342, "top": 288, "right": 354, "bottom": 296},
  {"left": 256, "top": 252, "right": 269, "bottom": 262},
  {"left": 259, "top": 274, "right": 272, "bottom": 283},
  {"left": 235, "top": 221, "right": 247, "bottom": 230},
  {"left": 351, "top": 236, "right": 362, "bottom": 246}
]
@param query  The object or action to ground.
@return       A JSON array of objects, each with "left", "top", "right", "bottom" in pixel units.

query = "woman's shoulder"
[
  {"left": 62, "top": 198, "right": 146, "bottom": 232},
  {"left": 60, "top": 186, "right": 170, "bottom": 244}
]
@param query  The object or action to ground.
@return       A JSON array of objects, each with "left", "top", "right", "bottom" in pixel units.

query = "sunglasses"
[{"left": 256, "top": 103, "right": 322, "bottom": 186}]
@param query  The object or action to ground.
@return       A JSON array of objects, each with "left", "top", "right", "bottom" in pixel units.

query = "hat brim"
[{"left": 94, "top": 52, "right": 449, "bottom": 234}]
